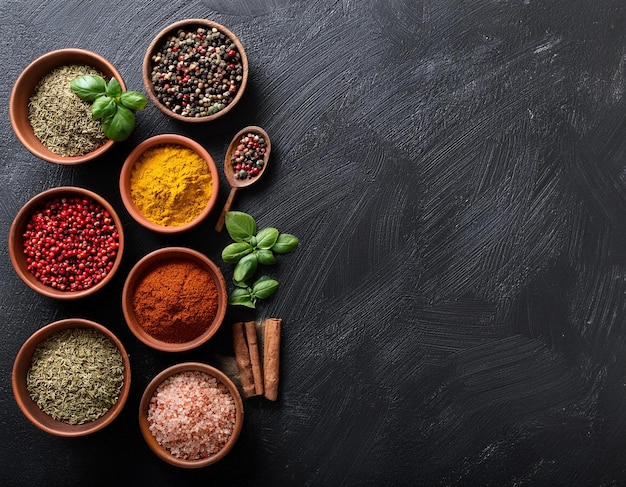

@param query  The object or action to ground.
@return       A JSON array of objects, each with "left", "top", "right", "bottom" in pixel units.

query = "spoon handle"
[{"left": 215, "top": 187, "right": 239, "bottom": 232}]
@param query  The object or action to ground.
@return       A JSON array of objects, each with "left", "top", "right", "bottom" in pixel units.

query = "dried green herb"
[
  {"left": 26, "top": 328, "right": 125, "bottom": 425},
  {"left": 28, "top": 64, "right": 108, "bottom": 156}
]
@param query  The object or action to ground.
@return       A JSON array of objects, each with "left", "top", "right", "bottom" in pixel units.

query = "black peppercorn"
[{"left": 150, "top": 24, "right": 244, "bottom": 118}]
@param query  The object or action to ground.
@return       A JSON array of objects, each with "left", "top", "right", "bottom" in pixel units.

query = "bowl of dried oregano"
[
  {"left": 12, "top": 318, "right": 131, "bottom": 437},
  {"left": 9, "top": 48, "right": 126, "bottom": 165}
]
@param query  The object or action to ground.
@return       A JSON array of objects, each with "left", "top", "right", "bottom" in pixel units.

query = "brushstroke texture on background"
[{"left": 1, "top": 0, "right": 626, "bottom": 485}]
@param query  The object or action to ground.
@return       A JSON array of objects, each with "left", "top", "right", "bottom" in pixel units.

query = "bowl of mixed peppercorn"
[
  {"left": 142, "top": 18, "right": 248, "bottom": 122},
  {"left": 8, "top": 186, "right": 124, "bottom": 299},
  {"left": 9, "top": 48, "right": 126, "bottom": 165}
]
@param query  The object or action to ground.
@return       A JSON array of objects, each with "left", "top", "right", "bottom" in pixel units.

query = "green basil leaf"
[
  {"left": 222, "top": 242, "right": 253, "bottom": 263},
  {"left": 120, "top": 91, "right": 147, "bottom": 111},
  {"left": 233, "top": 280, "right": 249, "bottom": 288},
  {"left": 230, "top": 287, "right": 251, "bottom": 298},
  {"left": 91, "top": 95, "right": 117, "bottom": 120},
  {"left": 233, "top": 253, "right": 257, "bottom": 283},
  {"left": 256, "top": 249, "right": 276, "bottom": 265},
  {"left": 256, "top": 227, "right": 279, "bottom": 249},
  {"left": 225, "top": 211, "right": 257, "bottom": 242},
  {"left": 101, "top": 105, "right": 135, "bottom": 142},
  {"left": 272, "top": 233, "right": 300, "bottom": 254},
  {"left": 70, "top": 75, "right": 107, "bottom": 101},
  {"left": 251, "top": 276, "right": 279, "bottom": 299},
  {"left": 106, "top": 77, "right": 122, "bottom": 98},
  {"left": 228, "top": 288, "right": 256, "bottom": 308}
]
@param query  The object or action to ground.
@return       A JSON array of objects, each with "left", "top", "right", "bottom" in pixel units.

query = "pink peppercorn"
[{"left": 22, "top": 196, "right": 119, "bottom": 292}]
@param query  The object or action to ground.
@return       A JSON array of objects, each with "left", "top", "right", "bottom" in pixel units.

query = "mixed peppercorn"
[
  {"left": 22, "top": 196, "right": 120, "bottom": 292},
  {"left": 231, "top": 132, "right": 267, "bottom": 180},
  {"left": 149, "top": 26, "right": 244, "bottom": 118}
]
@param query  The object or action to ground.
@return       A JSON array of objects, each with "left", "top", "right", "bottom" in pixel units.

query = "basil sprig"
[
  {"left": 222, "top": 211, "right": 299, "bottom": 308},
  {"left": 70, "top": 75, "right": 147, "bottom": 142}
]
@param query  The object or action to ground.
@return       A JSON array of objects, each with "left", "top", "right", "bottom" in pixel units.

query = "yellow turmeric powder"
[{"left": 129, "top": 144, "right": 213, "bottom": 226}]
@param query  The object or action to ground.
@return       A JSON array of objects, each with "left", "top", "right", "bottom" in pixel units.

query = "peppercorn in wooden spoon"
[{"left": 215, "top": 126, "right": 271, "bottom": 232}]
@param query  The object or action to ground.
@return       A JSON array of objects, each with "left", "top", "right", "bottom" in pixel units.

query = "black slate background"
[{"left": 2, "top": 0, "right": 626, "bottom": 485}]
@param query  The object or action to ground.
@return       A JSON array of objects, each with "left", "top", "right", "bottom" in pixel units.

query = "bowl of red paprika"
[
  {"left": 8, "top": 186, "right": 124, "bottom": 300},
  {"left": 122, "top": 247, "right": 228, "bottom": 352}
]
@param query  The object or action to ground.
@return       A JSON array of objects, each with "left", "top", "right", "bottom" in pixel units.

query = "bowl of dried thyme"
[
  {"left": 9, "top": 48, "right": 125, "bottom": 165},
  {"left": 12, "top": 318, "right": 131, "bottom": 437},
  {"left": 142, "top": 18, "right": 248, "bottom": 122}
]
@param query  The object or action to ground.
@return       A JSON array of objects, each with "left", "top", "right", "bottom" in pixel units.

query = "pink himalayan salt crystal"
[{"left": 147, "top": 370, "right": 237, "bottom": 460}]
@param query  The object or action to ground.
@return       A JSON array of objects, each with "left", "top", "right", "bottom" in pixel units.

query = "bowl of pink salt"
[
  {"left": 119, "top": 133, "right": 219, "bottom": 234},
  {"left": 139, "top": 362, "right": 244, "bottom": 468},
  {"left": 121, "top": 246, "right": 228, "bottom": 352}
]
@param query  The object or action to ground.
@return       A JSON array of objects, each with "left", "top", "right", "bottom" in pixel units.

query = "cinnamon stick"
[
  {"left": 232, "top": 322, "right": 256, "bottom": 397},
  {"left": 244, "top": 320, "right": 264, "bottom": 396},
  {"left": 263, "top": 318, "right": 282, "bottom": 401}
]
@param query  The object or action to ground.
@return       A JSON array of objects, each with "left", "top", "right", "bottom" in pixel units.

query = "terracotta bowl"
[
  {"left": 142, "top": 18, "right": 248, "bottom": 122},
  {"left": 12, "top": 318, "right": 131, "bottom": 437},
  {"left": 119, "top": 133, "right": 219, "bottom": 234},
  {"left": 139, "top": 362, "right": 244, "bottom": 468},
  {"left": 8, "top": 186, "right": 125, "bottom": 300},
  {"left": 122, "top": 247, "right": 228, "bottom": 352},
  {"left": 9, "top": 48, "right": 126, "bottom": 165}
]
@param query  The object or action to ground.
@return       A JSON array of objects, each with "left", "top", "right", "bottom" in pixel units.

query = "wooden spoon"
[{"left": 215, "top": 126, "right": 271, "bottom": 232}]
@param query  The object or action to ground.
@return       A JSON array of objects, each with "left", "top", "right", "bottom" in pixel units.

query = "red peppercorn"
[{"left": 21, "top": 196, "right": 119, "bottom": 292}]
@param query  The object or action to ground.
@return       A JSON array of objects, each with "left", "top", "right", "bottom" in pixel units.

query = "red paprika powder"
[{"left": 131, "top": 257, "right": 218, "bottom": 343}]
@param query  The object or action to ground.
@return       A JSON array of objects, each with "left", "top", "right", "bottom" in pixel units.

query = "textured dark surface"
[{"left": 2, "top": 0, "right": 626, "bottom": 485}]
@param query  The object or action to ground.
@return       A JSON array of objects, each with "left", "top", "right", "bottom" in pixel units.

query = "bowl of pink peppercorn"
[{"left": 8, "top": 186, "right": 124, "bottom": 300}]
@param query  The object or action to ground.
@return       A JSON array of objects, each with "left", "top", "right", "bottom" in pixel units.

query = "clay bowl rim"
[
  {"left": 142, "top": 18, "right": 249, "bottom": 123},
  {"left": 9, "top": 48, "right": 126, "bottom": 165},
  {"left": 121, "top": 246, "right": 228, "bottom": 352},
  {"left": 138, "top": 362, "right": 244, "bottom": 468},
  {"left": 12, "top": 318, "right": 131, "bottom": 437},
  {"left": 8, "top": 186, "right": 125, "bottom": 300},
  {"left": 119, "top": 133, "right": 220, "bottom": 234}
]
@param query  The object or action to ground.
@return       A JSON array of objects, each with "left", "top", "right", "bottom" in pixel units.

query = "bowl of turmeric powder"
[
  {"left": 119, "top": 134, "right": 219, "bottom": 233},
  {"left": 121, "top": 246, "right": 228, "bottom": 352}
]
